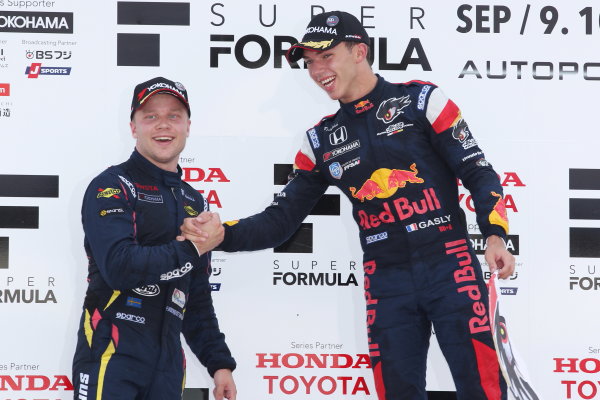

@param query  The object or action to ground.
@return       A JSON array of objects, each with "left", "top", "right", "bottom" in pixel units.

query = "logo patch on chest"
[
  {"left": 184, "top": 205, "right": 199, "bottom": 216},
  {"left": 376, "top": 96, "right": 411, "bottom": 124},
  {"left": 138, "top": 192, "right": 164, "bottom": 203},
  {"left": 329, "top": 162, "right": 343, "bottom": 179}
]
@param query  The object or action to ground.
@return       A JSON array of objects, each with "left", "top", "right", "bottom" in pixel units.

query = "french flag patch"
[{"left": 406, "top": 223, "right": 418, "bottom": 232}]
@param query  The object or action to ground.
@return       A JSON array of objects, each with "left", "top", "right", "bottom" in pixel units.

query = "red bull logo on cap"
[{"left": 349, "top": 163, "right": 424, "bottom": 202}]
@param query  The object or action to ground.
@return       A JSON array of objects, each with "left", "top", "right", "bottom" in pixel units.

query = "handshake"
[{"left": 176, "top": 211, "right": 224, "bottom": 255}]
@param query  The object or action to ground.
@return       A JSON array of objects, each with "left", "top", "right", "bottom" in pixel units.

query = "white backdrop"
[{"left": 0, "top": 1, "right": 599, "bottom": 399}]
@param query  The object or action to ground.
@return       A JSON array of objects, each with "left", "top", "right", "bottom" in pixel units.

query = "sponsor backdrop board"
[{"left": 0, "top": 0, "right": 597, "bottom": 399}]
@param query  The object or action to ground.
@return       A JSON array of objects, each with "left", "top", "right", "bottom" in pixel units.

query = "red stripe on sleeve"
[
  {"left": 294, "top": 150, "right": 315, "bottom": 171},
  {"left": 432, "top": 99, "right": 460, "bottom": 134}
]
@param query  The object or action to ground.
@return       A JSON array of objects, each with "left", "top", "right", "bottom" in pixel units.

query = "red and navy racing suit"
[
  {"left": 73, "top": 150, "right": 236, "bottom": 400},
  {"left": 220, "top": 75, "right": 508, "bottom": 399}
]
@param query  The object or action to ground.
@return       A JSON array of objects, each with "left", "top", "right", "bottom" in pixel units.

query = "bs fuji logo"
[{"left": 326, "top": 16, "right": 339, "bottom": 27}]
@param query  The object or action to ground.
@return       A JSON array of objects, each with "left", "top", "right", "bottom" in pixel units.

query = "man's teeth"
[
  {"left": 321, "top": 76, "right": 335, "bottom": 86},
  {"left": 155, "top": 137, "right": 173, "bottom": 142}
]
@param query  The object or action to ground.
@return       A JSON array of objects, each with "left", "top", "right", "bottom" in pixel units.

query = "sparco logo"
[
  {"left": 0, "top": 11, "right": 73, "bottom": 34},
  {"left": 118, "top": 175, "right": 136, "bottom": 198},
  {"left": 116, "top": 312, "right": 145, "bottom": 324},
  {"left": 160, "top": 262, "right": 193, "bottom": 281}
]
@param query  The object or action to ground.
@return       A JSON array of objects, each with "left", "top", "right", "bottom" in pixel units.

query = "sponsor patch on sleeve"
[
  {"left": 97, "top": 188, "right": 121, "bottom": 199},
  {"left": 99, "top": 208, "right": 125, "bottom": 217}
]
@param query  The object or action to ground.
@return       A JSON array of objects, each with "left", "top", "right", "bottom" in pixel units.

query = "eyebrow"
[{"left": 140, "top": 107, "right": 185, "bottom": 114}]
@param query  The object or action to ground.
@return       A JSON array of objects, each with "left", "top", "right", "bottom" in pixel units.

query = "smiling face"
[
  {"left": 303, "top": 42, "right": 371, "bottom": 104},
  {"left": 130, "top": 93, "right": 190, "bottom": 172}
]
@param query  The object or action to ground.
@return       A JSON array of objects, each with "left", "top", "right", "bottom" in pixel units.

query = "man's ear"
[
  {"left": 355, "top": 43, "right": 369, "bottom": 63},
  {"left": 130, "top": 120, "right": 138, "bottom": 138}
]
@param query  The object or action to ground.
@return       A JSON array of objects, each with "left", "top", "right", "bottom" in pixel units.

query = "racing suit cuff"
[
  {"left": 186, "top": 239, "right": 202, "bottom": 257},
  {"left": 483, "top": 225, "right": 507, "bottom": 243},
  {"left": 208, "top": 360, "right": 237, "bottom": 377},
  {"left": 216, "top": 223, "right": 233, "bottom": 251}
]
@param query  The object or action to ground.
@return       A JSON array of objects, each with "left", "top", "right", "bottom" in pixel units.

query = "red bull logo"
[
  {"left": 357, "top": 188, "right": 441, "bottom": 230},
  {"left": 349, "top": 164, "right": 424, "bottom": 202},
  {"left": 489, "top": 191, "right": 509, "bottom": 233},
  {"left": 354, "top": 99, "right": 374, "bottom": 114},
  {"left": 446, "top": 239, "right": 491, "bottom": 335}
]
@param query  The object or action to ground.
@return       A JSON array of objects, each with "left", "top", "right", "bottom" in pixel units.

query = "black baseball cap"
[
  {"left": 130, "top": 77, "right": 190, "bottom": 120},
  {"left": 286, "top": 11, "right": 370, "bottom": 63}
]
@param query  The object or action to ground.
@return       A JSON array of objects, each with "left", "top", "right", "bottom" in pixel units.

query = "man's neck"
[{"left": 340, "top": 71, "right": 378, "bottom": 104}]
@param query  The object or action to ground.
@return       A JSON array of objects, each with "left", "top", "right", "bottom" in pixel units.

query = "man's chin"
[{"left": 324, "top": 90, "right": 341, "bottom": 101}]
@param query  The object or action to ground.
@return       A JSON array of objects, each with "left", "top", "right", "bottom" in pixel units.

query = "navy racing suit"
[
  {"left": 220, "top": 75, "right": 508, "bottom": 399},
  {"left": 72, "top": 149, "right": 236, "bottom": 400}
]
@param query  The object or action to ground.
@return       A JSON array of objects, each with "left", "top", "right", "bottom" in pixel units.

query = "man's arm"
[
  {"left": 423, "top": 86, "right": 515, "bottom": 278},
  {"left": 217, "top": 131, "right": 329, "bottom": 252},
  {"left": 180, "top": 127, "right": 329, "bottom": 253},
  {"left": 222, "top": 169, "right": 329, "bottom": 251},
  {"left": 181, "top": 259, "right": 236, "bottom": 387},
  {"left": 83, "top": 171, "right": 204, "bottom": 289}
]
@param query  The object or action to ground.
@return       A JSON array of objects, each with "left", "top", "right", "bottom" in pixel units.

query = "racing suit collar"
[
  {"left": 129, "top": 148, "right": 183, "bottom": 187},
  {"left": 339, "top": 74, "right": 385, "bottom": 117}
]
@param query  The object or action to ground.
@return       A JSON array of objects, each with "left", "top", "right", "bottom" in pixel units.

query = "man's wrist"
[
  {"left": 187, "top": 239, "right": 204, "bottom": 256},
  {"left": 486, "top": 234, "right": 506, "bottom": 248}
]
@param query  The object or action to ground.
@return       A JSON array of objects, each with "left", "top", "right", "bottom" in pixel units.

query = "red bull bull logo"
[
  {"left": 357, "top": 188, "right": 442, "bottom": 230},
  {"left": 489, "top": 191, "right": 509, "bottom": 233},
  {"left": 349, "top": 164, "right": 424, "bottom": 202},
  {"left": 354, "top": 99, "right": 374, "bottom": 114}
]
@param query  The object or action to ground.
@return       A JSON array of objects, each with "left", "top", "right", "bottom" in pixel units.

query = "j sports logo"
[
  {"left": 25, "top": 63, "right": 71, "bottom": 78},
  {"left": 0, "top": 83, "right": 9, "bottom": 96},
  {"left": 0, "top": 11, "right": 73, "bottom": 34}
]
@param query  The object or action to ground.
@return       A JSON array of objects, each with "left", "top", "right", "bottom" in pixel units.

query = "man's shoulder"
[
  {"left": 312, "top": 109, "right": 341, "bottom": 129},
  {"left": 385, "top": 78, "right": 438, "bottom": 89},
  {"left": 84, "top": 162, "right": 132, "bottom": 198},
  {"left": 381, "top": 79, "right": 442, "bottom": 112},
  {"left": 385, "top": 79, "right": 439, "bottom": 96},
  {"left": 305, "top": 110, "right": 342, "bottom": 141},
  {"left": 88, "top": 163, "right": 125, "bottom": 184}
]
